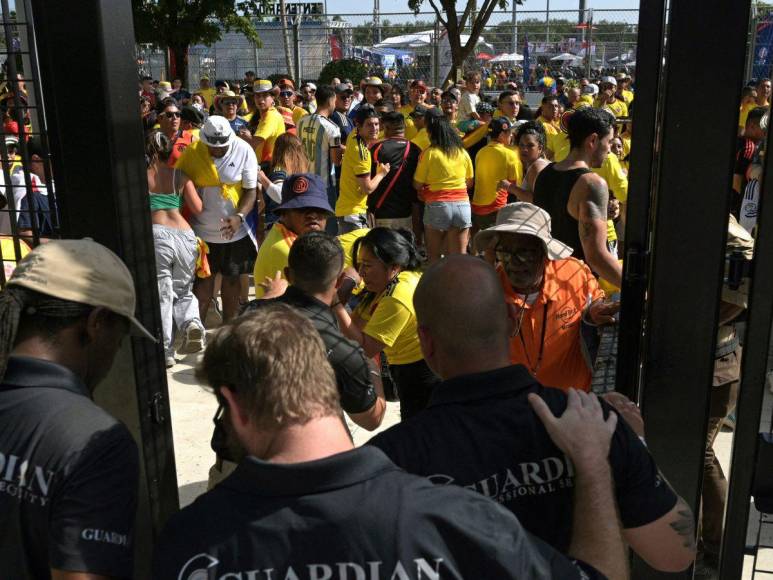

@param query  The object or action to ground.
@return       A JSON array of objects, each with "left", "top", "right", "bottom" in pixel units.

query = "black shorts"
[{"left": 207, "top": 236, "right": 257, "bottom": 276}]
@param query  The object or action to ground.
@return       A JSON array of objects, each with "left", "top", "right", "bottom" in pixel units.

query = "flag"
[
  {"left": 522, "top": 35, "right": 530, "bottom": 87},
  {"left": 330, "top": 35, "right": 343, "bottom": 61},
  {"left": 754, "top": 18, "right": 773, "bottom": 81}
]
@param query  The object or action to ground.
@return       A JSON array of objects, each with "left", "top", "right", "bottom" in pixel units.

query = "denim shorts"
[{"left": 423, "top": 201, "right": 472, "bottom": 230}]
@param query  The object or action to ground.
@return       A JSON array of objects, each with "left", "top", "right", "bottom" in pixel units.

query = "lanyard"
[{"left": 518, "top": 303, "right": 549, "bottom": 376}]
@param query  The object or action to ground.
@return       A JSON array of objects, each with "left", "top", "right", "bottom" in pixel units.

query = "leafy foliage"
[{"left": 318, "top": 59, "right": 369, "bottom": 85}]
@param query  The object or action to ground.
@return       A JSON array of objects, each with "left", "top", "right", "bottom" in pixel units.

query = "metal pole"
[
  {"left": 585, "top": 10, "right": 593, "bottom": 78},
  {"left": 579, "top": 0, "right": 586, "bottom": 24},
  {"left": 747, "top": 2, "right": 759, "bottom": 82},
  {"left": 546, "top": 0, "right": 550, "bottom": 45},
  {"left": 617, "top": 31, "right": 623, "bottom": 73},
  {"left": 254, "top": 43, "right": 259, "bottom": 77},
  {"left": 374, "top": 0, "right": 380, "bottom": 45},
  {"left": 293, "top": 18, "right": 301, "bottom": 82},
  {"left": 511, "top": 0, "right": 517, "bottom": 53}
]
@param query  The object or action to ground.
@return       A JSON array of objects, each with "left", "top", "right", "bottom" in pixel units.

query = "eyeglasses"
[
  {"left": 279, "top": 91, "right": 294, "bottom": 97},
  {"left": 162, "top": 111, "right": 181, "bottom": 118},
  {"left": 495, "top": 246, "right": 543, "bottom": 264},
  {"left": 204, "top": 133, "right": 230, "bottom": 144}
]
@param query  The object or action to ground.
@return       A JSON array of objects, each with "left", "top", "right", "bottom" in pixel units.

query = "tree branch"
[{"left": 427, "top": 0, "right": 448, "bottom": 28}]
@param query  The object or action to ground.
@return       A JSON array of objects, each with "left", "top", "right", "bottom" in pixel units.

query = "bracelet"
[{"left": 235, "top": 212, "right": 245, "bottom": 223}]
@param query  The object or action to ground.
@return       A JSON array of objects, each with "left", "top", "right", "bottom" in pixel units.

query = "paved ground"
[{"left": 166, "top": 328, "right": 767, "bottom": 577}]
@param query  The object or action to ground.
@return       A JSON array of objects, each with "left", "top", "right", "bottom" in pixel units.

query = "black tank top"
[{"left": 533, "top": 163, "right": 591, "bottom": 260}]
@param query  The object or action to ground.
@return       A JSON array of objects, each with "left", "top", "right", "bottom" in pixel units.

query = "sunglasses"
[
  {"left": 162, "top": 111, "right": 181, "bottom": 118},
  {"left": 279, "top": 91, "right": 294, "bottom": 97},
  {"left": 221, "top": 100, "right": 239, "bottom": 106},
  {"left": 495, "top": 246, "right": 543, "bottom": 264},
  {"left": 204, "top": 133, "right": 229, "bottom": 144}
]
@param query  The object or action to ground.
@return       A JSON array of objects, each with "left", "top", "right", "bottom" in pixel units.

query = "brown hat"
[{"left": 7, "top": 239, "right": 156, "bottom": 341}]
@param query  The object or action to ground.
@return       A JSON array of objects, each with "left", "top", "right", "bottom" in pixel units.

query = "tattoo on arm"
[
  {"left": 669, "top": 499, "right": 697, "bottom": 550},
  {"left": 584, "top": 176, "right": 609, "bottom": 221}
]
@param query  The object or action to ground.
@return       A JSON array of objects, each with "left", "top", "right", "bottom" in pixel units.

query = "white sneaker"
[
  {"left": 165, "top": 356, "right": 176, "bottom": 368},
  {"left": 179, "top": 323, "right": 205, "bottom": 354}
]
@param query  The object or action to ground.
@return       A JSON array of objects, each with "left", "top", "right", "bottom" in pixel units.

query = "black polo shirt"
[
  {"left": 0, "top": 356, "right": 138, "bottom": 579},
  {"left": 370, "top": 364, "right": 678, "bottom": 552},
  {"left": 153, "top": 446, "right": 603, "bottom": 579},
  {"left": 244, "top": 286, "right": 376, "bottom": 414}
]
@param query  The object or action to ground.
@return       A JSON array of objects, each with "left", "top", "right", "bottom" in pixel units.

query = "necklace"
[{"left": 516, "top": 303, "right": 549, "bottom": 376}]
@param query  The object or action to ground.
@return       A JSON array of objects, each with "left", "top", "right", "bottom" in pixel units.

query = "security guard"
[{"left": 0, "top": 239, "right": 156, "bottom": 579}]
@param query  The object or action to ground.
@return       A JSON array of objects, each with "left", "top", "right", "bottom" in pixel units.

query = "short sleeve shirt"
[
  {"left": 593, "top": 152, "right": 629, "bottom": 203},
  {"left": 336, "top": 132, "right": 372, "bottom": 217},
  {"left": 414, "top": 147, "right": 473, "bottom": 202},
  {"left": 254, "top": 107, "right": 286, "bottom": 163},
  {"left": 472, "top": 142, "right": 523, "bottom": 214},
  {"left": 297, "top": 113, "right": 341, "bottom": 184},
  {"left": 354, "top": 270, "right": 423, "bottom": 365},
  {"left": 458, "top": 91, "right": 480, "bottom": 122},
  {"left": 243, "top": 286, "right": 376, "bottom": 414},
  {"left": 368, "top": 138, "right": 420, "bottom": 219},
  {"left": 0, "top": 356, "right": 139, "bottom": 579},
  {"left": 184, "top": 138, "right": 259, "bottom": 243},
  {"left": 152, "top": 447, "right": 603, "bottom": 580},
  {"left": 369, "top": 364, "right": 678, "bottom": 553},
  {"left": 337, "top": 226, "right": 369, "bottom": 269},
  {"left": 498, "top": 261, "right": 604, "bottom": 392},
  {"left": 252, "top": 222, "right": 297, "bottom": 298}
]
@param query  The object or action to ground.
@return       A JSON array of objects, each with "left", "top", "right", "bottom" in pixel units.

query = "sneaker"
[
  {"left": 165, "top": 356, "right": 176, "bottom": 368},
  {"left": 179, "top": 323, "right": 205, "bottom": 354}
]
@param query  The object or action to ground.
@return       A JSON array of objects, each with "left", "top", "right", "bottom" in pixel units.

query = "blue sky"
[{"left": 323, "top": 0, "right": 640, "bottom": 18}]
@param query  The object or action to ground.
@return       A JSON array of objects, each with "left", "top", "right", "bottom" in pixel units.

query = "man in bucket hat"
[
  {"left": 0, "top": 239, "right": 157, "bottom": 579},
  {"left": 474, "top": 202, "right": 619, "bottom": 392},
  {"left": 252, "top": 173, "right": 333, "bottom": 298}
]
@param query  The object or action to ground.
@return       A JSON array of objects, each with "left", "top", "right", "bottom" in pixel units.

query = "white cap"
[
  {"left": 600, "top": 76, "right": 618, "bottom": 87},
  {"left": 199, "top": 116, "right": 234, "bottom": 148},
  {"left": 582, "top": 83, "right": 599, "bottom": 96}
]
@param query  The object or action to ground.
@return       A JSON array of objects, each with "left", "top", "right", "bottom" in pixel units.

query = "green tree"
[
  {"left": 408, "top": 0, "right": 522, "bottom": 84},
  {"left": 132, "top": 0, "right": 268, "bottom": 83}
]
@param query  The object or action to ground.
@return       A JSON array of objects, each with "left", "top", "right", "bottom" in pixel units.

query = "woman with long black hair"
[
  {"left": 413, "top": 111, "right": 474, "bottom": 262},
  {"left": 334, "top": 227, "right": 439, "bottom": 419}
]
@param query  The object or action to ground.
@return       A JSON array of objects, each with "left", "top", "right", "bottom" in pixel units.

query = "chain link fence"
[{"left": 136, "top": 8, "right": 639, "bottom": 90}]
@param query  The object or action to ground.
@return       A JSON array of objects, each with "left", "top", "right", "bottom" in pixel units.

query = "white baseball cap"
[{"left": 199, "top": 116, "right": 234, "bottom": 148}]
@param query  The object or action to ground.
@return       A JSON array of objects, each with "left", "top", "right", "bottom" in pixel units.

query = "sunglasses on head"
[
  {"left": 204, "top": 133, "right": 229, "bottom": 144},
  {"left": 163, "top": 111, "right": 181, "bottom": 118}
]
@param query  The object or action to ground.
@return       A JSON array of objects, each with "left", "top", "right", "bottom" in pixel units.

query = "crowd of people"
[{"left": 0, "top": 61, "right": 757, "bottom": 580}]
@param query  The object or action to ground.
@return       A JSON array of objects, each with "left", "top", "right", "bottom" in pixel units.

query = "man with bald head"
[{"left": 369, "top": 253, "right": 697, "bottom": 574}]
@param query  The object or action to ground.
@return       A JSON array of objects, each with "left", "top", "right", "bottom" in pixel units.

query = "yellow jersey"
[
  {"left": 253, "top": 222, "right": 297, "bottom": 298},
  {"left": 336, "top": 131, "right": 372, "bottom": 217},
  {"left": 411, "top": 128, "right": 430, "bottom": 150},
  {"left": 355, "top": 270, "right": 423, "bottom": 365},
  {"left": 594, "top": 98, "right": 628, "bottom": 118},
  {"left": 199, "top": 87, "right": 216, "bottom": 109},
  {"left": 292, "top": 105, "right": 308, "bottom": 126},
  {"left": 592, "top": 152, "right": 629, "bottom": 203},
  {"left": 472, "top": 142, "right": 522, "bottom": 214},
  {"left": 536, "top": 116, "right": 560, "bottom": 136},
  {"left": 337, "top": 227, "right": 370, "bottom": 269},
  {"left": 414, "top": 146, "right": 473, "bottom": 202},
  {"left": 547, "top": 131, "right": 571, "bottom": 163},
  {"left": 399, "top": 104, "right": 418, "bottom": 140},
  {"left": 739, "top": 102, "right": 756, "bottom": 129},
  {"left": 254, "top": 107, "right": 286, "bottom": 163}
]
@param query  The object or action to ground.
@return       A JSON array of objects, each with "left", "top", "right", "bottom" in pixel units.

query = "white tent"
[
  {"left": 375, "top": 31, "right": 492, "bottom": 51},
  {"left": 490, "top": 52, "right": 523, "bottom": 62},
  {"left": 551, "top": 52, "right": 578, "bottom": 61}
]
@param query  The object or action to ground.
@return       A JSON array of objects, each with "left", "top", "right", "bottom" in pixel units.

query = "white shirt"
[
  {"left": 459, "top": 92, "right": 481, "bottom": 123},
  {"left": 189, "top": 138, "right": 259, "bottom": 243},
  {"left": 0, "top": 170, "right": 50, "bottom": 235},
  {"left": 296, "top": 113, "right": 341, "bottom": 186}
]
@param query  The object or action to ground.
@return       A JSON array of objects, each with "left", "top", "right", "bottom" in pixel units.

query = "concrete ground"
[{"left": 166, "top": 330, "right": 769, "bottom": 578}]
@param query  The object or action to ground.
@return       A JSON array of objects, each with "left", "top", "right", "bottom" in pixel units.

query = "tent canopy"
[
  {"left": 551, "top": 52, "right": 578, "bottom": 61},
  {"left": 490, "top": 52, "right": 523, "bottom": 62}
]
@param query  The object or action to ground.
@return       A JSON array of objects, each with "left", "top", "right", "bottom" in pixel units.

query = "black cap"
[
  {"left": 181, "top": 105, "right": 205, "bottom": 125},
  {"left": 489, "top": 117, "right": 513, "bottom": 137},
  {"left": 409, "top": 104, "right": 429, "bottom": 118},
  {"left": 441, "top": 90, "right": 458, "bottom": 102},
  {"left": 335, "top": 83, "right": 354, "bottom": 94}
]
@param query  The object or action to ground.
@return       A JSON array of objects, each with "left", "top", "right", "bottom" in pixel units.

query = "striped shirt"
[{"left": 297, "top": 113, "right": 341, "bottom": 186}]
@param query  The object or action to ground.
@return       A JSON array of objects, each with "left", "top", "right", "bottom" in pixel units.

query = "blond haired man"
[{"left": 153, "top": 304, "right": 616, "bottom": 580}]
